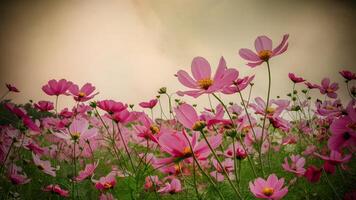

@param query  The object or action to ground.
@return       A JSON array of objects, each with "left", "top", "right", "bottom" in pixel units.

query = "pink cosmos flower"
[
  {"left": 249, "top": 174, "right": 288, "bottom": 200},
  {"left": 339, "top": 70, "right": 356, "bottom": 81},
  {"left": 74, "top": 161, "right": 99, "bottom": 182},
  {"left": 314, "top": 150, "right": 352, "bottom": 165},
  {"left": 94, "top": 172, "right": 117, "bottom": 191},
  {"left": 139, "top": 99, "right": 158, "bottom": 109},
  {"left": 158, "top": 129, "right": 221, "bottom": 163},
  {"left": 318, "top": 78, "right": 339, "bottom": 99},
  {"left": 323, "top": 160, "right": 336, "bottom": 174},
  {"left": 60, "top": 108, "right": 73, "bottom": 118},
  {"left": 176, "top": 56, "right": 238, "bottom": 98},
  {"left": 249, "top": 97, "right": 289, "bottom": 118},
  {"left": 97, "top": 100, "right": 127, "bottom": 114},
  {"left": 54, "top": 118, "right": 97, "bottom": 143},
  {"left": 8, "top": 164, "right": 31, "bottom": 185},
  {"left": 42, "top": 79, "right": 73, "bottom": 96},
  {"left": 32, "top": 153, "right": 56, "bottom": 177},
  {"left": 134, "top": 114, "right": 161, "bottom": 143},
  {"left": 210, "top": 158, "right": 234, "bottom": 182},
  {"left": 328, "top": 101, "right": 356, "bottom": 151},
  {"left": 144, "top": 176, "right": 162, "bottom": 191},
  {"left": 222, "top": 74, "right": 255, "bottom": 94},
  {"left": 24, "top": 140, "right": 45, "bottom": 155},
  {"left": 43, "top": 184, "right": 69, "bottom": 197},
  {"left": 158, "top": 178, "right": 182, "bottom": 194},
  {"left": 239, "top": 34, "right": 289, "bottom": 67},
  {"left": 304, "top": 165, "right": 322, "bottom": 183},
  {"left": 34, "top": 101, "right": 54, "bottom": 112},
  {"left": 282, "top": 155, "right": 306, "bottom": 177},
  {"left": 288, "top": 73, "right": 305, "bottom": 83},
  {"left": 302, "top": 145, "right": 317, "bottom": 156},
  {"left": 69, "top": 83, "right": 98, "bottom": 102},
  {"left": 316, "top": 99, "right": 343, "bottom": 118},
  {"left": 6, "top": 83, "right": 19, "bottom": 92},
  {"left": 224, "top": 143, "right": 247, "bottom": 160}
]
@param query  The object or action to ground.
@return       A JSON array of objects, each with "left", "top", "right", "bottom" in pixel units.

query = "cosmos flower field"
[{"left": 0, "top": 34, "right": 355, "bottom": 200}]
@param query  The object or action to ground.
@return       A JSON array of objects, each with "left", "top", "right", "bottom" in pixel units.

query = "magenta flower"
[
  {"left": 42, "top": 79, "right": 73, "bottom": 96},
  {"left": 97, "top": 100, "right": 127, "bottom": 114},
  {"left": 288, "top": 73, "right": 305, "bottom": 83},
  {"left": 94, "top": 172, "right": 117, "bottom": 191},
  {"left": 134, "top": 114, "right": 161, "bottom": 143},
  {"left": 69, "top": 83, "right": 99, "bottom": 102},
  {"left": 304, "top": 165, "right": 322, "bottom": 183},
  {"left": 239, "top": 34, "right": 289, "bottom": 67},
  {"left": 318, "top": 78, "right": 339, "bottom": 99},
  {"left": 43, "top": 184, "right": 69, "bottom": 197},
  {"left": 282, "top": 155, "right": 306, "bottom": 177},
  {"left": 158, "top": 178, "right": 182, "bottom": 194},
  {"left": 74, "top": 161, "right": 99, "bottom": 182},
  {"left": 144, "top": 176, "right": 161, "bottom": 191},
  {"left": 339, "top": 70, "right": 356, "bottom": 81},
  {"left": 32, "top": 153, "right": 56, "bottom": 177},
  {"left": 304, "top": 82, "right": 319, "bottom": 89},
  {"left": 328, "top": 101, "right": 356, "bottom": 151},
  {"left": 249, "top": 174, "right": 288, "bottom": 200},
  {"left": 6, "top": 83, "right": 19, "bottom": 92},
  {"left": 176, "top": 56, "right": 238, "bottom": 98},
  {"left": 314, "top": 151, "right": 352, "bottom": 165},
  {"left": 139, "top": 99, "right": 158, "bottom": 109},
  {"left": 34, "top": 101, "right": 54, "bottom": 112},
  {"left": 158, "top": 129, "right": 221, "bottom": 162}
]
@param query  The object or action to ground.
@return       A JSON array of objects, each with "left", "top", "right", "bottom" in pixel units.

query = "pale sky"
[{"left": 0, "top": 0, "right": 355, "bottom": 112}]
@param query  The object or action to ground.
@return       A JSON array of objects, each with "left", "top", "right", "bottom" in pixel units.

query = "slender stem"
[
  {"left": 150, "top": 108, "right": 154, "bottom": 120},
  {"left": 192, "top": 161, "right": 201, "bottom": 200},
  {"left": 346, "top": 82, "right": 355, "bottom": 100},
  {"left": 200, "top": 130, "right": 243, "bottom": 200},
  {"left": 0, "top": 139, "right": 15, "bottom": 174},
  {"left": 55, "top": 95, "right": 59, "bottom": 115},
  {"left": 116, "top": 123, "right": 136, "bottom": 173},
  {"left": 259, "top": 61, "right": 272, "bottom": 177},
  {"left": 247, "top": 84, "right": 253, "bottom": 105},
  {"left": 158, "top": 98, "right": 168, "bottom": 119},
  {"left": 232, "top": 138, "right": 239, "bottom": 188},
  {"left": 182, "top": 132, "right": 225, "bottom": 200},
  {"left": 213, "top": 93, "right": 258, "bottom": 178},
  {"left": 165, "top": 93, "right": 173, "bottom": 119},
  {"left": 322, "top": 169, "right": 341, "bottom": 200}
]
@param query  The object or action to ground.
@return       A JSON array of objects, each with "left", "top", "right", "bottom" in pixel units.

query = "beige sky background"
[{"left": 0, "top": 0, "right": 355, "bottom": 112}]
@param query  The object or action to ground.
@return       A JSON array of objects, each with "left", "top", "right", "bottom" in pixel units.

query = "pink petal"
[
  {"left": 255, "top": 35, "right": 272, "bottom": 52},
  {"left": 191, "top": 57, "right": 211, "bottom": 80}
]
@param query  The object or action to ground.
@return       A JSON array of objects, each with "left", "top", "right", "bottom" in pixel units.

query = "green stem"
[
  {"left": 116, "top": 123, "right": 136, "bottom": 173},
  {"left": 200, "top": 130, "right": 243, "bottom": 200},
  {"left": 322, "top": 169, "right": 341, "bottom": 200}
]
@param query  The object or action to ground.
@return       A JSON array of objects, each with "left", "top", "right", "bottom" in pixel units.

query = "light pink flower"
[
  {"left": 249, "top": 174, "right": 288, "bottom": 200},
  {"left": 99, "top": 193, "right": 116, "bottom": 200},
  {"left": 54, "top": 118, "right": 97, "bottom": 143},
  {"left": 43, "top": 184, "right": 69, "bottom": 197},
  {"left": 158, "top": 178, "right": 182, "bottom": 194},
  {"left": 239, "top": 34, "right": 289, "bottom": 67},
  {"left": 222, "top": 74, "right": 255, "bottom": 94},
  {"left": 42, "top": 79, "right": 73, "bottom": 96},
  {"left": 176, "top": 56, "right": 238, "bottom": 98},
  {"left": 69, "top": 83, "right": 99, "bottom": 102},
  {"left": 8, "top": 164, "right": 31, "bottom": 185},
  {"left": 32, "top": 153, "right": 56, "bottom": 177},
  {"left": 282, "top": 155, "right": 306, "bottom": 177},
  {"left": 134, "top": 114, "right": 161, "bottom": 143},
  {"left": 74, "top": 161, "right": 99, "bottom": 182},
  {"left": 304, "top": 81, "right": 319, "bottom": 89},
  {"left": 139, "top": 99, "right": 158, "bottom": 109},
  {"left": 144, "top": 176, "right": 161, "bottom": 191},
  {"left": 210, "top": 158, "right": 234, "bottom": 182}
]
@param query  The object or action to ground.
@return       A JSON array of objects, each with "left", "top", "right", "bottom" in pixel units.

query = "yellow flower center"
[
  {"left": 71, "top": 132, "right": 81, "bottom": 140},
  {"left": 198, "top": 78, "right": 214, "bottom": 90},
  {"left": 149, "top": 124, "right": 160, "bottom": 134},
  {"left": 262, "top": 187, "right": 274, "bottom": 196},
  {"left": 37, "top": 164, "right": 45, "bottom": 170},
  {"left": 326, "top": 88, "right": 334, "bottom": 93},
  {"left": 325, "top": 105, "right": 334, "bottom": 110},
  {"left": 103, "top": 182, "right": 112, "bottom": 189},
  {"left": 192, "top": 120, "right": 206, "bottom": 131},
  {"left": 174, "top": 164, "right": 181, "bottom": 173},
  {"left": 266, "top": 107, "right": 276, "bottom": 114},
  {"left": 78, "top": 92, "right": 86, "bottom": 98},
  {"left": 258, "top": 50, "right": 273, "bottom": 61},
  {"left": 182, "top": 146, "right": 193, "bottom": 157}
]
